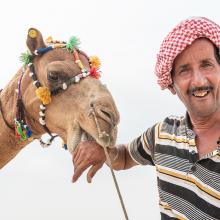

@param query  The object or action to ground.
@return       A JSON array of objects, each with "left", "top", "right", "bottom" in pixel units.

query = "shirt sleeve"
[{"left": 127, "top": 124, "right": 156, "bottom": 166}]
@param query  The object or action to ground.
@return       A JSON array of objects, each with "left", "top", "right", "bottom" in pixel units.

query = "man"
[{"left": 72, "top": 17, "right": 220, "bottom": 219}]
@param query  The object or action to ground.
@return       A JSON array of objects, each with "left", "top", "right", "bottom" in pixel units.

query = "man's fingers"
[
  {"left": 72, "top": 162, "right": 91, "bottom": 183},
  {"left": 71, "top": 141, "right": 106, "bottom": 183},
  {"left": 73, "top": 149, "right": 82, "bottom": 166},
  {"left": 87, "top": 163, "right": 104, "bottom": 183}
]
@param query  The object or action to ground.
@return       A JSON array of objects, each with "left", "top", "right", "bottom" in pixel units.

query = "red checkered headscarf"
[{"left": 155, "top": 17, "right": 220, "bottom": 89}]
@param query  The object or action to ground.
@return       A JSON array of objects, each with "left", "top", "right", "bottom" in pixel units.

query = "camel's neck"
[
  {"left": 0, "top": 112, "right": 29, "bottom": 168},
  {"left": 0, "top": 70, "right": 42, "bottom": 169}
]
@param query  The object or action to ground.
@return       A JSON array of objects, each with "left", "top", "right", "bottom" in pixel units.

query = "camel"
[{"left": 0, "top": 28, "right": 119, "bottom": 169}]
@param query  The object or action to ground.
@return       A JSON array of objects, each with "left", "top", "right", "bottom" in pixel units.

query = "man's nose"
[{"left": 191, "top": 70, "right": 208, "bottom": 87}]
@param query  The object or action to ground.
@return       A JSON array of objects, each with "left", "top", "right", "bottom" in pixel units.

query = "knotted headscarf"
[{"left": 155, "top": 17, "right": 220, "bottom": 89}]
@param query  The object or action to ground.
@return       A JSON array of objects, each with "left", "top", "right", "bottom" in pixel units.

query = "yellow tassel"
[
  {"left": 46, "top": 36, "right": 53, "bottom": 44},
  {"left": 28, "top": 137, "right": 34, "bottom": 142},
  {"left": 75, "top": 60, "right": 84, "bottom": 69},
  {"left": 35, "top": 87, "right": 51, "bottom": 105},
  {"left": 54, "top": 43, "right": 66, "bottom": 48},
  {"left": 89, "top": 56, "right": 101, "bottom": 68}
]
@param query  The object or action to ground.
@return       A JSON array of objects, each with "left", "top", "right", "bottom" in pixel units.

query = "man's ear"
[
  {"left": 168, "top": 85, "right": 176, "bottom": 95},
  {"left": 26, "top": 28, "right": 46, "bottom": 54}
]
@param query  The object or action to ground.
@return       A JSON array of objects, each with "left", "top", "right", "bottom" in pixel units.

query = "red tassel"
[
  {"left": 14, "top": 125, "right": 20, "bottom": 139},
  {"left": 90, "top": 67, "right": 101, "bottom": 79}
]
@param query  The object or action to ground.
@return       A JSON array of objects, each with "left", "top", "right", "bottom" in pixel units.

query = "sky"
[{"left": 0, "top": 0, "right": 220, "bottom": 219}]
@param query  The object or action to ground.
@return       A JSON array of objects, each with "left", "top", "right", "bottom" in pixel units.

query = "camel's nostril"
[
  {"left": 101, "top": 109, "right": 112, "bottom": 120},
  {"left": 90, "top": 102, "right": 95, "bottom": 108},
  {"left": 90, "top": 98, "right": 119, "bottom": 127},
  {"left": 99, "top": 108, "right": 116, "bottom": 127}
]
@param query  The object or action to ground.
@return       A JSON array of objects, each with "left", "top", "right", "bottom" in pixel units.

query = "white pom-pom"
[
  {"left": 75, "top": 76, "right": 80, "bottom": 83},
  {"left": 39, "top": 117, "right": 46, "bottom": 125},
  {"left": 82, "top": 70, "right": 88, "bottom": 77},
  {"left": 33, "top": 80, "right": 38, "bottom": 85},
  {"left": 39, "top": 111, "right": 45, "bottom": 116},
  {"left": 29, "top": 72, "right": 34, "bottom": 77},
  {"left": 62, "top": 83, "right": 67, "bottom": 90},
  {"left": 40, "top": 104, "right": 46, "bottom": 110},
  {"left": 34, "top": 50, "right": 38, "bottom": 55}
]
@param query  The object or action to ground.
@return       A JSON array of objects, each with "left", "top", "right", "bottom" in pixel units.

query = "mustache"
[{"left": 187, "top": 86, "right": 213, "bottom": 95}]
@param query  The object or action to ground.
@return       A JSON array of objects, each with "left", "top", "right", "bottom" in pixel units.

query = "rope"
[
  {"left": 91, "top": 109, "right": 129, "bottom": 220},
  {"left": 103, "top": 147, "right": 129, "bottom": 220}
]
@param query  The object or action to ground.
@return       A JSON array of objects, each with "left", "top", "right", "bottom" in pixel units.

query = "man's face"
[{"left": 171, "top": 38, "right": 220, "bottom": 118}]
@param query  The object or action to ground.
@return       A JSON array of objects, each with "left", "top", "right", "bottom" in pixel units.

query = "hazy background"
[{"left": 0, "top": 0, "right": 219, "bottom": 219}]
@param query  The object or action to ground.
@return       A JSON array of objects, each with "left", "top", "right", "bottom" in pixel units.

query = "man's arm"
[
  {"left": 107, "top": 144, "right": 138, "bottom": 170},
  {"left": 72, "top": 141, "right": 138, "bottom": 183}
]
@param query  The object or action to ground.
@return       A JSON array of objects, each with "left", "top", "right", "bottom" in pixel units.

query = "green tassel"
[
  {"left": 66, "top": 36, "right": 80, "bottom": 52},
  {"left": 19, "top": 51, "right": 32, "bottom": 66},
  {"left": 14, "top": 119, "right": 28, "bottom": 141}
]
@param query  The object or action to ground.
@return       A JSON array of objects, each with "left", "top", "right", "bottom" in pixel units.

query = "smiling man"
[{"left": 72, "top": 17, "right": 220, "bottom": 220}]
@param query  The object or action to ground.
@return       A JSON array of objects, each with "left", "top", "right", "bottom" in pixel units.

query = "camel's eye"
[{"left": 48, "top": 72, "right": 59, "bottom": 82}]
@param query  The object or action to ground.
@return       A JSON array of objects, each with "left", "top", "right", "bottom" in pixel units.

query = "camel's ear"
[
  {"left": 26, "top": 28, "right": 46, "bottom": 54},
  {"left": 168, "top": 85, "right": 176, "bottom": 95}
]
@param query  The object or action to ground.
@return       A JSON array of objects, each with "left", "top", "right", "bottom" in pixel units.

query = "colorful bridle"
[{"left": 15, "top": 29, "right": 102, "bottom": 147}]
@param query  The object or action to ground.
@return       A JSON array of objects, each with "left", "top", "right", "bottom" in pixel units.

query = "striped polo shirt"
[{"left": 128, "top": 114, "right": 220, "bottom": 220}]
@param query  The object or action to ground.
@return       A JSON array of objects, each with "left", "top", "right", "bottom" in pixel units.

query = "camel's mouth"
[
  {"left": 80, "top": 130, "right": 95, "bottom": 142},
  {"left": 66, "top": 104, "right": 119, "bottom": 153}
]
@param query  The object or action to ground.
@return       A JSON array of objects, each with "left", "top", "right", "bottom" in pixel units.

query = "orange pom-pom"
[
  {"left": 35, "top": 87, "right": 51, "bottom": 105},
  {"left": 45, "top": 36, "right": 53, "bottom": 44},
  {"left": 89, "top": 56, "right": 101, "bottom": 69}
]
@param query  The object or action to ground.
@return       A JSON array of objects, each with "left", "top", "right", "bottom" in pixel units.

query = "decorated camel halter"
[{"left": 15, "top": 29, "right": 101, "bottom": 147}]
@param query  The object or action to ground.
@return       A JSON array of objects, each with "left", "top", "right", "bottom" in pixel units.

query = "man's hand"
[{"left": 72, "top": 141, "right": 106, "bottom": 183}]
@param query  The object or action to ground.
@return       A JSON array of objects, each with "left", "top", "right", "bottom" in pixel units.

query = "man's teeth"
[{"left": 193, "top": 91, "right": 208, "bottom": 97}]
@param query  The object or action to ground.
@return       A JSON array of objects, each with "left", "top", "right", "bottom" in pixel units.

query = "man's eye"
[
  {"left": 201, "top": 63, "right": 212, "bottom": 68},
  {"left": 179, "top": 69, "right": 189, "bottom": 75},
  {"left": 48, "top": 72, "right": 59, "bottom": 81}
]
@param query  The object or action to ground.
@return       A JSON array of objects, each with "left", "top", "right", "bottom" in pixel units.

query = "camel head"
[{"left": 19, "top": 28, "right": 119, "bottom": 153}]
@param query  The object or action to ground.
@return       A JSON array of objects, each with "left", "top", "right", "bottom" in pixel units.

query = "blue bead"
[
  {"left": 37, "top": 46, "right": 53, "bottom": 55},
  {"left": 63, "top": 144, "right": 68, "bottom": 150}
]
